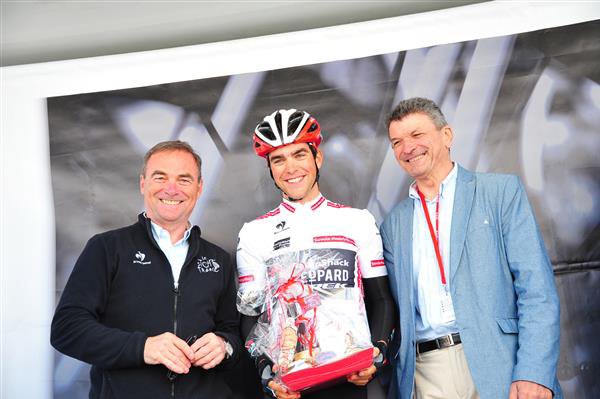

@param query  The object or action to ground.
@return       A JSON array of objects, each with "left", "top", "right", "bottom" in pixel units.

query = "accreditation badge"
[{"left": 440, "top": 285, "right": 456, "bottom": 324}]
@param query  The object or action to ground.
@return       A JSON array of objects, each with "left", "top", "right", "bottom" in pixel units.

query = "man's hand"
[
  {"left": 268, "top": 380, "right": 301, "bottom": 399},
  {"left": 509, "top": 380, "right": 552, "bottom": 399},
  {"left": 347, "top": 347, "right": 379, "bottom": 386},
  {"left": 144, "top": 332, "right": 194, "bottom": 373},
  {"left": 268, "top": 365, "right": 301, "bottom": 399},
  {"left": 191, "top": 332, "right": 227, "bottom": 369}
]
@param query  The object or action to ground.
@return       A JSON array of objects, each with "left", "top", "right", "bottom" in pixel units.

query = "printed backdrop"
[{"left": 46, "top": 19, "right": 600, "bottom": 398}]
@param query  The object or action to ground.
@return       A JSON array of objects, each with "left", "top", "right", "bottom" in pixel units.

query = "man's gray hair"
[
  {"left": 142, "top": 140, "right": 202, "bottom": 181},
  {"left": 386, "top": 97, "right": 448, "bottom": 130}
]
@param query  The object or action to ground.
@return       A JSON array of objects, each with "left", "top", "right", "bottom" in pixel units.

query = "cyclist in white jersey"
[{"left": 236, "top": 109, "right": 395, "bottom": 399}]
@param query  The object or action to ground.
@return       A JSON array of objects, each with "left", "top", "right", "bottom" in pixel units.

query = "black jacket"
[{"left": 51, "top": 214, "right": 241, "bottom": 399}]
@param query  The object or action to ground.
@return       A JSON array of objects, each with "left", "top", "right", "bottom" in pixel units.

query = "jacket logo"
[
  {"left": 274, "top": 220, "right": 289, "bottom": 234},
  {"left": 197, "top": 257, "right": 220, "bottom": 273},
  {"left": 133, "top": 251, "right": 151, "bottom": 265}
]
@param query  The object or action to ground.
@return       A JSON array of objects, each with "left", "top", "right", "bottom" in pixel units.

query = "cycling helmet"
[{"left": 253, "top": 109, "right": 322, "bottom": 157}]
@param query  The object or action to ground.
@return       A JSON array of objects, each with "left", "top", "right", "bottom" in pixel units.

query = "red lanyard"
[{"left": 417, "top": 189, "right": 447, "bottom": 285}]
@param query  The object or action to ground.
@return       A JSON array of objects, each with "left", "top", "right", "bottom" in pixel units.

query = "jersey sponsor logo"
[
  {"left": 302, "top": 268, "right": 351, "bottom": 287},
  {"left": 302, "top": 248, "right": 356, "bottom": 288},
  {"left": 239, "top": 275, "right": 255, "bottom": 284},
  {"left": 273, "top": 237, "right": 291, "bottom": 251},
  {"left": 266, "top": 249, "right": 357, "bottom": 289},
  {"left": 314, "top": 257, "right": 350, "bottom": 268},
  {"left": 274, "top": 220, "right": 290, "bottom": 234},
  {"left": 371, "top": 259, "right": 385, "bottom": 267},
  {"left": 197, "top": 257, "right": 220, "bottom": 273},
  {"left": 313, "top": 235, "right": 356, "bottom": 246},
  {"left": 133, "top": 250, "right": 151, "bottom": 265}
]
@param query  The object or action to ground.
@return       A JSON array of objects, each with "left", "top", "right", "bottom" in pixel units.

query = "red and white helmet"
[{"left": 253, "top": 109, "right": 322, "bottom": 158}]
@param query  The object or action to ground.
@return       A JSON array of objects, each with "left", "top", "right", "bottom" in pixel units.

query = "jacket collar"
[
  {"left": 408, "top": 162, "right": 458, "bottom": 201},
  {"left": 281, "top": 194, "right": 326, "bottom": 213},
  {"left": 138, "top": 213, "right": 202, "bottom": 266}
]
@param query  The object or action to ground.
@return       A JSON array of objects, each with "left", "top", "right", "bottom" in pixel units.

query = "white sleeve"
[
  {"left": 236, "top": 222, "right": 269, "bottom": 316},
  {"left": 356, "top": 209, "right": 388, "bottom": 279}
]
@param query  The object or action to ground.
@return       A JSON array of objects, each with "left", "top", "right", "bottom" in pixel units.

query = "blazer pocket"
[{"left": 496, "top": 317, "right": 519, "bottom": 334}]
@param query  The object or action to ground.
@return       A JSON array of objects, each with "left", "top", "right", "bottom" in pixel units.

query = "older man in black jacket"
[{"left": 51, "top": 140, "right": 241, "bottom": 399}]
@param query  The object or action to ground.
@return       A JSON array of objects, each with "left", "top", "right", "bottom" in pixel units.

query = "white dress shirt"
[
  {"left": 410, "top": 163, "right": 459, "bottom": 342},
  {"left": 151, "top": 221, "right": 192, "bottom": 288}
]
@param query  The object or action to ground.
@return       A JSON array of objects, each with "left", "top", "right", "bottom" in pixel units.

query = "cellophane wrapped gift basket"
[{"left": 238, "top": 249, "right": 374, "bottom": 392}]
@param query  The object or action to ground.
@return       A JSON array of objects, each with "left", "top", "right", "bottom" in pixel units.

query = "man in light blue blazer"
[{"left": 380, "top": 98, "right": 561, "bottom": 399}]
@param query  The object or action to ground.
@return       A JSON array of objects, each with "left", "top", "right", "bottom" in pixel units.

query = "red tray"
[{"left": 280, "top": 348, "right": 374, "bottom": 392}]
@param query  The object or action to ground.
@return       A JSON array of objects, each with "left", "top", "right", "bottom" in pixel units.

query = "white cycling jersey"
[{"left": 236, "top": 194, "right": 387, "bottom": 317}]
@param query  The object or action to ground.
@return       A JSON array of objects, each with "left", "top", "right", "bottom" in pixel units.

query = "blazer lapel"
[
  {"left": 395, "top": 199, "right": 414, "bottom": 306},
  {"left": 401, "top": 200, "right": 414, "bottom": 272},
  {"left": 450, "top": 165, "right": 476, "bottom": 283}
]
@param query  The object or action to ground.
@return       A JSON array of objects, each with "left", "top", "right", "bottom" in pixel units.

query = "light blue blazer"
[{"left": 380, "top": 165, "right": 562, "bottom": 399}]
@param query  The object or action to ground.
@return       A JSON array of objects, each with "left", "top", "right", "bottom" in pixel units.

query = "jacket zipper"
[
  {"left": 171, "top": 282, "right": 180, "bottom": 398},
  {"left": 173, "top": 282, "right": 180, "bottom": 334},
  {"left": 143, "top": 216, "right": 194, "bottom": 399}
]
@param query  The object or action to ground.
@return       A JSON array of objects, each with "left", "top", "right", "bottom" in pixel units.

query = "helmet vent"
[
  {"left": 274, "top": 112, "right": 284, "bottom": 136},
  {"left": 257, "top": 122, "right": 277, "bottom": 141},
  {"left": 288, "top": 111, "right": 304, "bottom": 135}
]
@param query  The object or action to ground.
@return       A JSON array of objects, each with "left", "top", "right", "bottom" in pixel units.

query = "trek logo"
[
  {"left": 274, "top": 220, "right": 290, "bottom": 234},
  {"left": 273, "top": 237, "right": 291, "bottom": 251},
  {"left": 133, "top": 251, "right": 151, "bottom": 265},
  {"left": 197, "top": 257, "right": 220, "bottom": 273}
]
